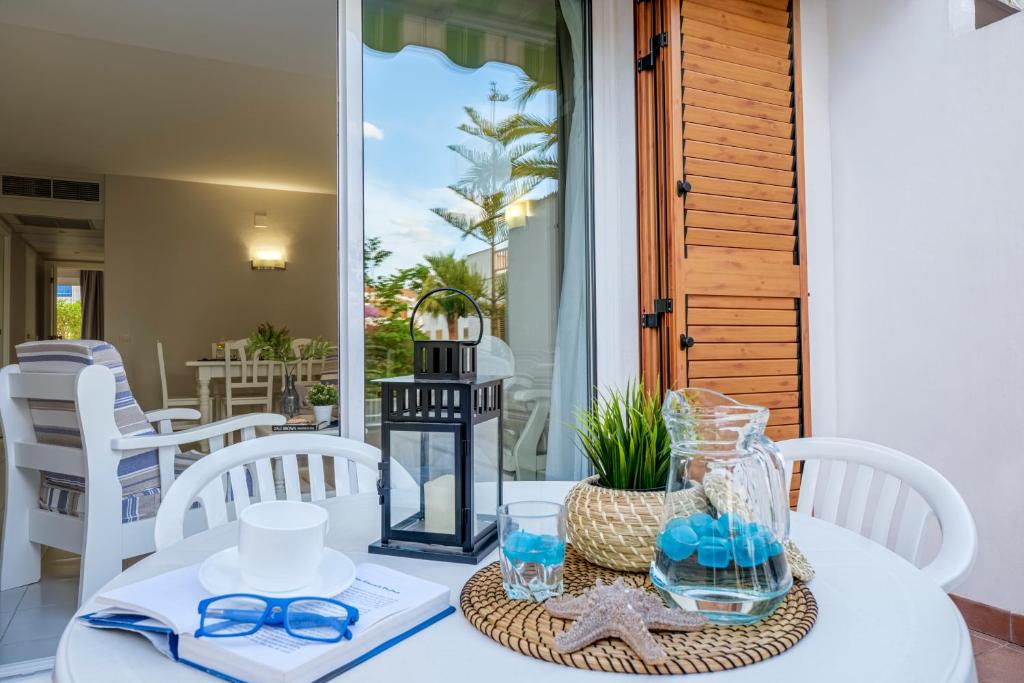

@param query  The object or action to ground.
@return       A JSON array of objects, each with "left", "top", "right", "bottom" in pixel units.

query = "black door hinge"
[
  {"left": 641, "top": 299, "right": 673, "bottom": 329},
  {"left": 637, "top": 32, "right": 668, "bottom": 72}
]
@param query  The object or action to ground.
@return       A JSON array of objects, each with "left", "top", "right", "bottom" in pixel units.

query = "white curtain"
[{"left": 545, "top": 0, "right": 590, "bottom": 481}]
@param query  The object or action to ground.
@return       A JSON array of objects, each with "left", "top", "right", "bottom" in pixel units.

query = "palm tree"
[
  {"left": 432, "top": 83, "right": 541, "bottom": 313},
  {"left": 502, "top": 75, "right": 558, "bottom": 182},
  {"left": 418, "top": 252, "right": 488, "bottom": 340}
]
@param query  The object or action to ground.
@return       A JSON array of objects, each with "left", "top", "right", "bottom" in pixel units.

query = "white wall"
[
  {"left": 809, "top": 0, "right": 1024, "bottom": 612},
  {"left": 104, "top": 175, "right": 337, "bottom": 409}
]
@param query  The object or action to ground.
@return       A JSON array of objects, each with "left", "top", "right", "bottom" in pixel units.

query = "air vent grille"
[
  {"left": 2, "top": 176, "right": 51, "bottom": 199},
  {"left": 52, "top": 179, "right": 101, "bottom": 202},
  {"left": 1, "top": 175, "right": 101, "bottom": 202},
  {"left": 14, "top": 214, "right": 93, "bottom": 230}
]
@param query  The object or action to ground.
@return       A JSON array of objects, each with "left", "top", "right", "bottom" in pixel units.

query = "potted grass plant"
[{"left": 565, "top": 381, "right": 693, "bottom": 571}]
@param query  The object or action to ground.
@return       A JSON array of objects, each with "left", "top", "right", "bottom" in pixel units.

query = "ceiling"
[{"left": 0, "top": 0, "right": 337, "bottom": 259}]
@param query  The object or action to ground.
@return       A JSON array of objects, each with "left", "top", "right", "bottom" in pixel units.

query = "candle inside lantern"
[{"left": 424, "top": 474, "right": 456, "bottom": 534}]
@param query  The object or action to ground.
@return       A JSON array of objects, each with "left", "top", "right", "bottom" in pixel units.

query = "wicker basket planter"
[{"left": 565, "top": 476, "right": 709, "bottom": 572}]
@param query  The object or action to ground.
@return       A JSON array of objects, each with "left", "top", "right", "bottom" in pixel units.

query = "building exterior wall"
[{"left": 808, "top": 0, "right": 1024, "bottom": 612}]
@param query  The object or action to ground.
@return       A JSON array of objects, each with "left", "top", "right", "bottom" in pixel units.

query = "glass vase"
[
  {"left": 281, "top": 373, "right": 300, "bottom": 418},
  {"left": 651, "top": 388, "right": 792, "bottom": 624}
]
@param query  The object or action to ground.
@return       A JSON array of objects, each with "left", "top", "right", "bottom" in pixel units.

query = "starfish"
[{"left": 544, "top": 578, "right": 706, "bottom": 665}]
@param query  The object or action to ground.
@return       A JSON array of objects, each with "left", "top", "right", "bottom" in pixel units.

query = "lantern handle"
[{"left": 409, "top": 287, "right": 485, "bottom": 346}]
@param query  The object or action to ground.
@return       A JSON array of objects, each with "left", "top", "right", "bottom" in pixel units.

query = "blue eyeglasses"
[{"left": 195, "top": 594, "right": 359, "bottom": 643}]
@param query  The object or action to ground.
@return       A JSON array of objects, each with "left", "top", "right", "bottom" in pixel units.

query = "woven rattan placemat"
[{"left": 460, "top": 546, "right": 817, "bottom": 675}]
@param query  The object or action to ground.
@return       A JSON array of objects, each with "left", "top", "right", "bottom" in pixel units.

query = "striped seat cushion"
[{"left": 16, "top": 340, "right": 167, "bottom": 523}]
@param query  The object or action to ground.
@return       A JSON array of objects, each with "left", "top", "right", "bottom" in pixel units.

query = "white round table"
[{"left": 55, "top": 481, "right": 976, "bottom": 682}]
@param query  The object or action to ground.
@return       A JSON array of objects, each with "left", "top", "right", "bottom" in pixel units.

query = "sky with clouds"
[{"left": 362, "top": 45, "right": 555, "bottom": 277}]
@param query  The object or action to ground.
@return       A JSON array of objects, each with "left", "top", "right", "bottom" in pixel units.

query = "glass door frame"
[{"left": 336, "top": 0, "right": 639, "bottom": 442}]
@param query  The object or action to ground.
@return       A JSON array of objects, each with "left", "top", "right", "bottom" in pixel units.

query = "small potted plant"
[
  {"left": 307, "top": 383, "right": 338, "bottom": 424},
  {"left": 565, "top": 381, "right": 686, "bottom": 571}
]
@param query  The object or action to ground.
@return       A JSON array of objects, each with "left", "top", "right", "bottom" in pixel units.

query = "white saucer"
[{"left": 198, "top": 546, "right": 356, "bottom": 598}]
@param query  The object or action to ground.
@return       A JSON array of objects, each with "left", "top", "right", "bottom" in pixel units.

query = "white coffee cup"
[{"left": 238, "top": 501, "right": 329, "bottom": 592}]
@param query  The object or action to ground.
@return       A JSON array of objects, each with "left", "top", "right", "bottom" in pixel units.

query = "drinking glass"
[{"left": 497, "top": 501, "right": 566, "bottom": 601}]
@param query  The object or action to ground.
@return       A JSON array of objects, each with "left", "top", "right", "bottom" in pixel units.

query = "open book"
[{"left": 81, "top": 562, "right": 453, "bottom": 683}]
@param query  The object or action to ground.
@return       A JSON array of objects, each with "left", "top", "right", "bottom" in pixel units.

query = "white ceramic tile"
[
  {"left": 19, "top": 578, "right": 78, "bottom": 610},
  {"left": 0, "top": 587, "right": 26, "bottom": 614},
  {"left": 0, "top": 603, "right": 75, "bottom": 645},
  {"left": 0, "top": 636, "right": 60, "bottom": 665}
]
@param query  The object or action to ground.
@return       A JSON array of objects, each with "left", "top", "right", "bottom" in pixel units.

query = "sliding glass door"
[{"left": 358, "top": 0, "right": 593, "bottom": 480}]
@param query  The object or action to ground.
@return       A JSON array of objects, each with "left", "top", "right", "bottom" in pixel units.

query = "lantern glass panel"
[
  {"left": 472, "top": 418, "right": 500, "bottom": 538},
  {"left": 387, "top": 426, "right": 459, "bottom": 538}
]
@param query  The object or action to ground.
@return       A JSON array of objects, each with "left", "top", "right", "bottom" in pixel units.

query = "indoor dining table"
[
  {"left": 185, "top": 359, "right": 239, "bottom": 423},
  {"left": 55, "top": 481, "right": 976, "bottom": 682}
]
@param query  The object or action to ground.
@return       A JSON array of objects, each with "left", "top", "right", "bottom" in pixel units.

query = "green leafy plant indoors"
[
  {"left": 298, "top": 336, "right": 332, "bottom": 360},
  {"left": 246, "top": 322, "right": 294, "bottom": 362},
  {"left": 307, "top": 383, "right": 339, "bottom": 407},
  {"left": 572, "top": 380, "right": 671, "bottom": 490}
]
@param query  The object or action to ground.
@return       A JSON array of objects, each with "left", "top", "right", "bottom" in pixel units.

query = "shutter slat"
[
  {"left": 689, "top": 359, "right": 799, "bottom": 378},
  {"left": 685, "top": 158, "right": 793, "bottom": 187},
  {"left": 768, "top": 408, "right": 800, "bottom": 426},
  {"left": 681, "top": 3, "right": 791, "bottom": 43},
  {"left": 684, "top": 87, "right": 793, "bottom": 124},
  {"left": 688, "top": 342, "right": 799, "bottom": 360},
  {"left": 682, "top": 18, "right": 791, "bottom": 59},
  {"left": 685, "top": 71, "right": 793, "bottom": 109},
  {"left": 684, "top": 121, "right": 794, "bottom": 154},
  {"left": 689, "top": 0, "right": 791, "bottom": 28},
  {"left": 686, "top": 227, "right": 796, "bottom": 251},
  {"left": 682, "top": 35, "right": 791, "bottom": 75},
  {"left": 688, "top": 295, "right": 795, "bottom": 309},
  {"left": 688, "top": 308, "right": 797, "bottom": 325},
  {"left": 689, "top": 325, "right": 797, "bottom": 343},
  {"left": 685, "top": 140, "right": 794, "bottom": 171},
  {"left": 732, "top": 391, "right": 800, "bottom": 407},
  {"left": 687, "top": 245, "right": 794, "bottom": 265},
  {"left": 686, "top": 210, "right": 795, "bottom": 235},
  {"left": 686, "top": 192, "right": 796, "bottom": 218},
  {"left": 683, "top": 52, "right": 792, "bottom": 91},
  {"left": 698, "top": 375, "right": 800, "bottom": 393},
  {"left": 684, "top": 105, "right": 793, "bottom": 140},
  {"left": 687, "top": 175, "right": 794, "bottom": 203}
]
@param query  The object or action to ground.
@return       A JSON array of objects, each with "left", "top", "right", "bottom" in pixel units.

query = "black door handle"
[{"left": 680, "top": 334, "right": 695, "bottom": 349}]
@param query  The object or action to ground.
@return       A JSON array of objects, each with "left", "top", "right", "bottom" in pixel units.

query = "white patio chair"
[
  {"left": 154, "top": 433, "right": 402, "bottom": 550},
  {"left": 779, "top": 436, "right": 977, "bottom": 591},
  {"left": 223, "top": 339, "right": 275, "bottom": 416},
  {"left": 0, "top": 340, "right": 286, "bottom": 604},
  {"left": 156, "top": 340, "right": 200, "bottom": 410}
]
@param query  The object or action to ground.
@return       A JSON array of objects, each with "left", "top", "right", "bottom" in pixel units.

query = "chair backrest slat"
[
  {"left": 779, "top": 437, "right": 976, "bottom": 592},
  {"left": 307, "top": 454, "right": 327, "bottom": 501},
  {"left": 281, "top": 453, "right": 302, "bottom": 501},
  {"left": 894, "top": 490, "right": 931, "bottom": 564},
  {"left": 228, "top": 466, "right": 251, "bottom": 514},
  {"left": 9, "top": 372, "right": 77, "bottom": 401},
  {"left": 795, "top": 459, "right": 820, "bottom": 515},
  {"left": 254, "top": 458, "right": 276, "bottom": 501},
  {"left": 870, "top": 473, "right": 902, "bottom": 546},
  {"left": 818, "top": 460, "right": 846, "bottom": 524},
  {"left": 844, "top": 464, "right": 875, "bottom": 535},
  {"left": 155, "top": 434, "right": 386, "bottom": 549},
  {"left": 12, "top": 441, "right": 86, "bottom": 477}
]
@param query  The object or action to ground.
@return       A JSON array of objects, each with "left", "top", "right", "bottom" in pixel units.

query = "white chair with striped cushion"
[
  {"left": 0, "top": 340, "right": 286, "bottom": 604},
  {"left": 779, "top": 436, "right": 977, "bottom": 591},
  {"left": 154, "top": 433, "right": 399, "bottom": 550}
]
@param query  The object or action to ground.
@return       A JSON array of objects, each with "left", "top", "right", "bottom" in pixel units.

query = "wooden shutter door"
[{"left": 636, "top": 0, "right": 810, "bottom": 502}]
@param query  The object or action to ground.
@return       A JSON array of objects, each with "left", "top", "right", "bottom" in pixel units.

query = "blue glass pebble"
[
  {"left": 732, "top": 534, "right": 767, "bottom": 568},
  {"left": 503, "top": 531, "right": 564, "bottom": 565},
  {"left": 687, "top": 513, "right": 714, "bottom": 536},
  {"left": 697, "top": 537, "right": 731, "bottom": 569},
  {"left": 715, "top": 513, "right": 740, "bottom": 537},
  {"left": 663, "top": 517, "right": 692, "bottom": 534},
  {"left": 658, "top": 523, "right": 698, "bottom": 562}
]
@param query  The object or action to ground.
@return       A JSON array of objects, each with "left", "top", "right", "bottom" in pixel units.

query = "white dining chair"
[
  {"left": 156, "top": 340, "right": 201, "bottom": 410},
  {"left": 0, "top": 340, "right": 286, "bottom": 604},
  {"left": 154, "top": 433, "right": 401, "bottom": 550},
  {"left": 779, "top": 436, "right": 977, "bottom": 591},
  {"left": 222, "top": 339, "right": 275, "bottom": 416}
]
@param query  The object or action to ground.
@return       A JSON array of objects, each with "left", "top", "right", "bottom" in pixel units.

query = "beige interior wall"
[
  {"left": 7, "top": 230, "right": 41, "bottom": 359},
  {"left": 104, "top": 175, "right": 337, "bottom": 410}
]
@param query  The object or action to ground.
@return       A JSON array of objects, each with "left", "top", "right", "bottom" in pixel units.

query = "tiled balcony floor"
[{"left": 972, "top": 631, "right": 1024, "bottom": 683}]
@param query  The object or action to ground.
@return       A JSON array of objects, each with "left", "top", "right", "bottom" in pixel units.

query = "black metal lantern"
[{"left": 368, "top": 288, "right": 505, "bottom": 564}]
